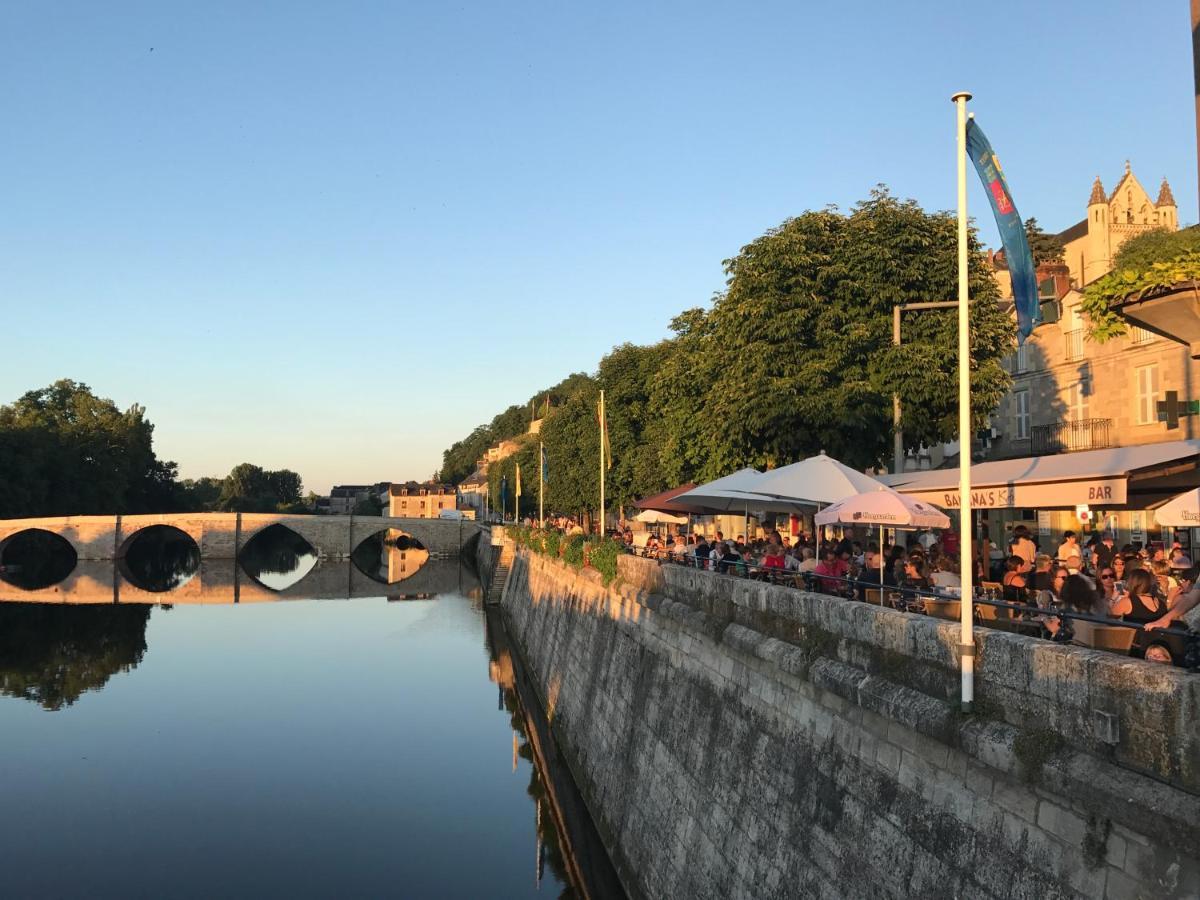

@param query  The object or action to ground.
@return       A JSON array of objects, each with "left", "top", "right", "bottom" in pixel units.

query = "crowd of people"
[{"left": 620, "top": 522, "right": 1198, "bottom": 669}]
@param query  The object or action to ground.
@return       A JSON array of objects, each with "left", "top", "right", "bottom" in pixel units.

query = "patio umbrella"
[
  {"left": 634, "top": 483, "right": 706, "bottom": 515},
  {"left": 752, "top": 452, "right": 886, "bottom": 505},
  {"left": 815, "top": 488, "right": 950, "bottom": 602},
  {"left": 674, "top": 468, "right": 805, "bottom": 540},
  {"left": 634, "top": 509, "right": 690, "bottom": 525},
  {"left": 752, "top": 452, "right": 889, "bottom": 565},
  {"left": 1154, "top": 488, "right": 1200, "bottom": 527}
]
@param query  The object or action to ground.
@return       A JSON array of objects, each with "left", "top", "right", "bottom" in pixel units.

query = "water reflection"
[
  {"left": 119, "top": 525, "right": 200, "bottom": 592},
  {"left": 239, "top": 523, "right": 319, "bottom": 590},
  {"left": 0, "top": 603, "right": 150, "bottom": 710},
  {"left": 0, "top": 528, "right": 77, "bottom": 590},
  {"left": 351, "top": 530, "right": 430, "bottom": 584},
  {"left": 485, "top": 610, "right": 627, "bottom": 899}
]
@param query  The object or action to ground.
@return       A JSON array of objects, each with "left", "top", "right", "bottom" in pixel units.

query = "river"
[{"left": 0, "top": 554, "right": 623, "bottom": 898}]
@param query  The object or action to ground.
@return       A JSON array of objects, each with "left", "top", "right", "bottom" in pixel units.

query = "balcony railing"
[
  {"left": 1031, "top": 418, "right": 1113, "bottom": 456},
  {"left": 1064, "top": 328, "right": 1085, "bottom": 361}
]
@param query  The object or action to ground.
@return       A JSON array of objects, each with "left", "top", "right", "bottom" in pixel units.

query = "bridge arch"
[{"left": 0, "top": 528, "right": 79, "bottom": 590}]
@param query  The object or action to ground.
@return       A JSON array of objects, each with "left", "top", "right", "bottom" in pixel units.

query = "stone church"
[{"left": 1058, "top": 161, "right": 1178, "bottom": 286}]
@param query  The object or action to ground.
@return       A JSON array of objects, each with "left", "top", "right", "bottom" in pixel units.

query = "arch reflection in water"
[
  {"left": 118, "top": 525, "right": 200, "bottom": 592},
  {"left": 351, "top": 530, "right": 429, "bottom": 584},
  {"left": 0, "top": 603, "right": 151, "bottom": 710},
  {"left": 239, "top": 524, "right": 319, "bottom": 590},
  {"left": 0, "top": 528, "right": 78, "bottom": 590}
]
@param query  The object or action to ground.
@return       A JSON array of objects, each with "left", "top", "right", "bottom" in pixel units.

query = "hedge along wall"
[{"left": 501, "top": 547, "right": 1200, "bottom": 900}]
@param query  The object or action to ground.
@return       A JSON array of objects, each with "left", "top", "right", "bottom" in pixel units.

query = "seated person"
[
  {"left": 855, "top": 546, "right": 896, "bottom": 602},
  {"left": 813, "top": 547, "right": 849, "bottom": 594},
  {"left": 929, "top": 555, "right": 961, "bottom": 589},
  {"left": 1000, "top": 555, "right": 1028, "bottom": 608}
]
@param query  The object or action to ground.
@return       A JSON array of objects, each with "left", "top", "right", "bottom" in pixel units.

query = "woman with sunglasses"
[{"left": 1097, "top": 566, "right": 1118, "bottom": 604}]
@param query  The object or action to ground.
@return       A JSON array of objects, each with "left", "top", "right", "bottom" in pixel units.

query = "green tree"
[
  {"left": 179, "top": 476, "right": 224, "bottom": 511},
  {"left": 352, "top": 494, "right": 383, "bottom": 516},
  {"left": 1024, "top": 217, "right": 1064, "bottom": 267},
  {"left": 0, "top": 380, "right": 183, "bottom": 517},
  {"left": 677, "top": 188, "right": 1013, "bottom": 473},
  {"left": 1080, "top": 226, "right": 1200, "bottom": 341},
  {"left": 215, "top": 463, "right": 305, "bottom": 512}
]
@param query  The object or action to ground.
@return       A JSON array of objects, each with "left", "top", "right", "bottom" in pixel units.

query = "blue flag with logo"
[
  {"left": 500, "top": 475, "right": 508, "bottom": 511},
  {"left": 965, "top": 119, "right": 1041, "bottom": 344}
]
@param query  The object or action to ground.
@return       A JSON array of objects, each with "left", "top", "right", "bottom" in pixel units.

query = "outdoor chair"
[
  {"left": 923, "top": 599, "right": 961, "bottom": 621},
  {"left": 864, "top": 589, "right": 884, "bottom": 606},
  {"left": 1072, "top": 620, "right": 1135, "bottom": 654}
]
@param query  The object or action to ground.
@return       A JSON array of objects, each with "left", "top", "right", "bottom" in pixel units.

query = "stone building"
[
  {"left": 988, "top": 164, "right": 1185, "bottom": 462},
  {"left": 457, "top": 467, "right": 489, "bottom": 519},
  {"left": 1062, "top": 162, "right": 1178, "bottom": 287},
  {"left": 388, "top": 481, "right": 458, "bottom": 518}
]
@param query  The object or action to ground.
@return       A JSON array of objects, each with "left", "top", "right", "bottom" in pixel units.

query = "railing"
[
  {"left": 1064, "top": 328, "right": 1085, "bottom": 361},
  {"left": 631, "top": 548, "right": 1195, "bottom": 666},
  {"left": 1030, "top": 417, "right": 1112, "bottom": 455}
]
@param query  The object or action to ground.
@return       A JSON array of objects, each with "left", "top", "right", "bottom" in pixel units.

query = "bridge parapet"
[{"left": 0, "top": 513, "right": 475, "bottom": 561}]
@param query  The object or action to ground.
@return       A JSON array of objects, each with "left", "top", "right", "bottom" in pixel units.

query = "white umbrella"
[
  {"left": 1155, "top": 488, "right": 1200, "bottom": 527},
  {"left": 753, "top": 452, "right": 887, "bottom": 505},
  {"left": 674, "top": 468, "right": 804, "bottom": 541},
  {"left": 752, "top": 452, "right": 888, "bottom": 567},
  {"left": 673, "top": 468, "right": 765, "bottom": 510},
  {"left": 815, "top": 488, "right": 950, "bottom": 603},
  {"left": 634, "top": 509, "right": 690, "bottom": 525}
]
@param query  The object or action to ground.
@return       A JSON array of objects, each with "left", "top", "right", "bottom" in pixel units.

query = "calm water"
[{"left": 0, "top": 566, "right": 615, "bottom": 898}]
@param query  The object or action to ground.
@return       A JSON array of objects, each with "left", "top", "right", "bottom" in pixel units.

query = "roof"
[
  {"left": 389, "top": 481, "right": 457, "bottom": 495},
  {"left": 1088, "top": 176, "right": 1106, "bottom": 205},
  {"left": 879, "top": 441, "right": 1200, "bottom": 508},
  {"left": 1055, "top": 217, "right": 1088, "bottom": 244},
  {"left": 1157, "top": 178, "right": 1176, "bottom": 207},
  {"left": 459, "top": 467, "right": 488, "bottom": 487}
]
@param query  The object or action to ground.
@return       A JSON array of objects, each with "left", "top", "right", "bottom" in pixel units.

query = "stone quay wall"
[{"left": 500, "top": 547, "right": 1200, "bottom": 900}]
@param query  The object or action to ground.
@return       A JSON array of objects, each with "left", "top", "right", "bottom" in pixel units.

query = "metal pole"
[
  {"left": 893, "top": 306, "right": 903, "bottom": 474},
  {"left": 1193, "top": 0, "right": 1200, "bottom": 220},
  {"left": 599, "top": 390, "right": 606, "bottom": 536},
  {"left": 952, "top": 90, "right": 975, "bottom": 713},
  {"left": 539, "top": 441, "right": 544, "bottom": 528},
  {"left": 879, "top": 523, "right": 885, "bottom": 604}
]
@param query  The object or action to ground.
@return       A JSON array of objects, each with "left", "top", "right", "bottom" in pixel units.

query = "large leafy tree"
[
  {"left": 0, "top": 379, "right": 184, "bottom": 517},
  {"left": 665, "top": 189, "right": 1013, "bottom": 474}
]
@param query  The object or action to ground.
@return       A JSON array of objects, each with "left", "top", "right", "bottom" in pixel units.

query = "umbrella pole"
[{"left": 879, "top": 524, "right": 884, "bottom": 605}]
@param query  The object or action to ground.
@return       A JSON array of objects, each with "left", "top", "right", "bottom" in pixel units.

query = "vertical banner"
[{"left": 965, "top": 119, "right": 1042, "bottom": 343}]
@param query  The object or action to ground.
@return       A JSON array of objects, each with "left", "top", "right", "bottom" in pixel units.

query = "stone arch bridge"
[{"left": 0, "top": 513, "right": 482, "bottom": 561}]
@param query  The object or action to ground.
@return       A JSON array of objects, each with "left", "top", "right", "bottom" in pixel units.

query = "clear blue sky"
[{"left": 2, "top": 2, "right": 1193, "bottom": 493}]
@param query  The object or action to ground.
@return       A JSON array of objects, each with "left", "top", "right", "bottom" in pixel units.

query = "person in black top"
[{"left": 855, "top": 545, "right": 896, "bottom": 602}]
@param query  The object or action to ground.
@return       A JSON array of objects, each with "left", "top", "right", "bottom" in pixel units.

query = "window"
[
  {"left": 1130, "top": 326, "right": 1155, "bottom": 345},
  {"left": 1014, "top": 343, "right": 1028, "bottom": 373},
  {"left": 1067, "top": 380, "right": 1089, "bottom": 420},
  {"left": 1014, "top": 390, "right": 1030, "bottom": 439},
  {"left": 1135, "top": 365, "right": 1159, "bottom": 425}
]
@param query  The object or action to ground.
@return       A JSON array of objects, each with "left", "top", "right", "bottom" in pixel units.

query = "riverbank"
[{"left": 498, "top": 545, "right": 1199, "bottom": 899}]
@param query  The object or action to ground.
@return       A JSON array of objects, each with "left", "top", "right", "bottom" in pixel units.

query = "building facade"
[
  {"left": 388, "top": 482, "right": 458, "bottom": 519},
  {"left": 978, "top": 165, "right": 1191, "bottom": 550}
]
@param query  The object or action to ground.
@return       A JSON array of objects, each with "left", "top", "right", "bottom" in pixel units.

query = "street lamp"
[{"left": 893, "top": 301, "right": 959, "bottom": 473}]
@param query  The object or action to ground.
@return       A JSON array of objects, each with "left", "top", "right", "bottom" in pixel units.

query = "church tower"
[
  {"left": 1157, "top": 177, "right": 1178, "bottom": 229},
  {"left": 1085, "top": 176, "right": 1110, "bottom": 283}
]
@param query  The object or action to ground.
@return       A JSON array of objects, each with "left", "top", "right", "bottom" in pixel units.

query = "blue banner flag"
[
  {"left": 965, "top": 119, "right": 1041, "bottom": 343},
  {"left": 500, "top": 475, "right": 508, "bottom": 510},
  {"left": 540, "top": 444, "right": 549, "bottom": 485}
]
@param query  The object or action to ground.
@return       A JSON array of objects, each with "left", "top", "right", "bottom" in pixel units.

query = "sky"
[{"left": 1, "top": 2, "right": 1194, "bottom": 494}]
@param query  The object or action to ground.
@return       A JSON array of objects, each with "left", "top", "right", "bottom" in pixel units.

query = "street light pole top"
[{"left": 950, "top": 91, "right": 973, "bottom": 103}]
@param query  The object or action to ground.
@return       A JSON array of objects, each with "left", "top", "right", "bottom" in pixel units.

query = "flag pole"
[
  {"left": 539, "top": 441, "right": 545, "bottom": 528},
  {"left": 599, "top": 390, "right": 606, "bottom": 536},
  {"left": 952, "top": 90, "right": 975, "bottom": 713}
]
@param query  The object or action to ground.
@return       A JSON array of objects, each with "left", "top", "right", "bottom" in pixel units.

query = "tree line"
[
  {"left": 443, "top": 189, "right": 1019, "bottom": 522},
  {"left": 0, "top": 380, "right": 308, "bottom": 518}
]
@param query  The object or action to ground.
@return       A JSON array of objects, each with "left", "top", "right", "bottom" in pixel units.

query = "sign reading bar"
[{"left": 906, "top": 478, "right": 1127, "bottom": 510}]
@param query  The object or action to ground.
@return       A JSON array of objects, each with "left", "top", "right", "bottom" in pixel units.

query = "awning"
[{"left": 878, "top": 440, "right": 1200, "bottom": 510}]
